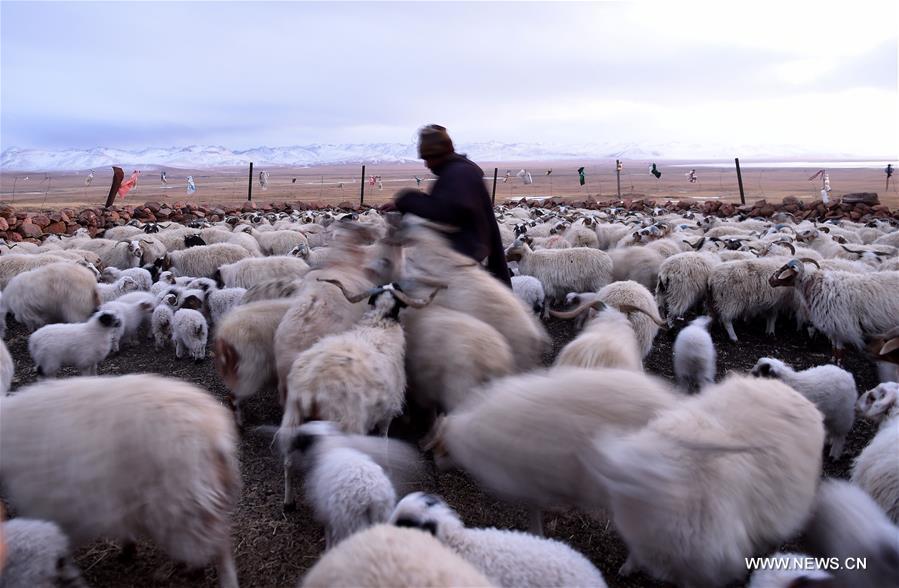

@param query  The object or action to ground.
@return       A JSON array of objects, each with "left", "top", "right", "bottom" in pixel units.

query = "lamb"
[
  {"left": 281, "top": 421, "right": 397, "bottom": 548},
  {"left": 505, "top": 237, "right": 612, "bottom": 304},
  {"left": 0, "top": 518, "right": 87, "bottom": 588},
  {"left": 552, "top": 304, "right": 643, "bottom": 371},
  {"left": 151, "top": 303, "right": 175, "bottom": 350},
  {"left": 100, "top": 294, "right": 155, "bottom": 351},
  {"left": 150, "top": 270, "right": 178, "bottom": 295},
  {"left": 299, "top": 525, "right": 494, "bottom": 588},
  {"left": 163, "top": 243, "right": 252, "bottom": 278},
  {"left": 0, "top": 375, "right": 241, "bottom": 588},
  {"left": 709, "top": 257, "right": 795, "bottom": 342},
  {"left": 746, "top": 552, "right": 832, "bottom": 588},
  {"left": 101, "top": 266, "right": 153, "bottom": 291},
  {"left": 510, "top": 274, "right": 546, "bottom": 317},
  {"left": 429, "top": 367, "right": 682, "bottom": 535},
  {"left": 673, "top": 316, "right": 716, "bottom": 393},
  {"left": 801, "top": 479, "right": 899, "bottom": 588},
  {"left": 96, "top": 275, "right": 140, "bottom": 303},
  {"left": 214, "top": 256, "right": 309, "bottom": 288},
  {"left": 173, "top": 302, "right": 209, "bottom": 361},
  {"left": 0, "top": 262, "right": 100, "bottom": 338},
  {"left": 206, "top": 287, "right": 247, "bottom": 323},
  {"left": 28, "top": 310, "right": 122, "bottom": 377},
  {"left": 581, "top": 374, "right": 824, "bottom": 587},
  {"left": 389, "top": 492, "right": 607, "bottom": 588},
  {"left": 769, "top": 258, "right": 899, "bottom": 363},
  {"left": 281, "top": 282, "right": 440, "bottom": 508},
  {"left": 0, "top": 339, "right": 13, "bottom": 396},
  {"left": 655, "top": 251, "right": 720, "bottom": 325},
  {"left": 750, "top": 357, "right": 856, "bottom": 459},
  {"left": 852, "top": 382, "right": 899, "bottom": 522},
  {"left": 214, "top": 299, "right": 294, "bottom": 426},
  {"left": 402, "top": 306, "right": 514, "bottom": 414}
]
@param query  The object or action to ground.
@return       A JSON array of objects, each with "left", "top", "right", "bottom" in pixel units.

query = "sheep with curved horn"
[
  {"left": 279, "top": 277, "right": 443, "bottom": 510},
  {"left": 770, "top": 257, "right": 899, "bottom": 364}
]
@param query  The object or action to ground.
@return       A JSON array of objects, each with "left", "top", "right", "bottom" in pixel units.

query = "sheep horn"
[
  {"left": 840, "top": 245, "right": 865, "bottom": 255},
  {"left": 613, "top": 303, "right": 668, "bottom": 327},
  {"left": 115, "top": 241, "right": 130, "bottom": 248},
  {"left": 777, "top": 241, "right": 796, "bottom": 255},
  {"left": 391, "top": 285, "right": 446, "bottom": 309},
  {"left": 879, "top": 337, "right": 899, "bottom": 357},
  {"left": 549, "top": 299, "right": 606, "bottom": 319},
  {"left": 685, "top": 237, "right": 705, "bottom": 250},
  {"left": 799, "top": 257, "right": 821, "bottom": 268},
  {"left": 316, "top": 278, "right": 380, "bottom": 303}
]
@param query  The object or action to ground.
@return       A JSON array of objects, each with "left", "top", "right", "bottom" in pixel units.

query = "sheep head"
[
  {"left": 750, "top": 358, "right": 787, "bottom": 379},
  {"left": 856, "top": 383, "right": 898, "bottom": 424},
  {"left": 769, "top": 258, "right": 820, "bottom": 287},
  {"left": 867, "top": 327, "right": 899, "bottom": 366}
]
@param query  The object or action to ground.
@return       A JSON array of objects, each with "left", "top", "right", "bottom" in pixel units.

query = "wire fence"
[{"left": 0, "top": 160, "right": 895, "bottom": 211}]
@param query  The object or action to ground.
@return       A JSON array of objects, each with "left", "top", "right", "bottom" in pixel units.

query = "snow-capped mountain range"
[{"left": 0, "top": 142, "right": 870, "bottom": 171}]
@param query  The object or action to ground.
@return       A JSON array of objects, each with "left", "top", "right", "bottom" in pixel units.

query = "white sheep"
[
  {"left": 96, "top": 275, "right": 140, "bottom": 303},
  {"left": 0, "top": 253, "right": 78, "bottom": 289},
  {"left": 673, "top": 316, "right": 716, "bottom": 393},
  {"left": 0, "top": 339, "right": 13, "bottom": 396},
  {"left": 0, "top": 518, "right": 87, "bottom": 588},
  {"left": 402, "top": 306, "right": 514, "bottom": 414},
  {"left": 655, "top": 251, "right": 720, "bottom": 325},
  {"left": 801, "top": 479, "right": 899, "bottom": 588},
  {"left": 746, "top": 552, "right": 832, "bottom": 588},
  {"left": 283, "top": 421, "right": 397, "bottom": 548},
  {"left": 214, "top": 256, "right": 310, "bottom": 289},
  {"left": 206, "top": 287, "right": 247, "bottom": 323},
  {"left": 0, "top": 262, "right": 100, "bottom": 338},
  {"left": 510, "top": 275, "right": 546, "bottom": 317},
  {"left": 505, "top": 237, "right": 612, "bottom": 304},
  {"left": 389, "top": 492, "right": 607, "bottom": 588},
  {"left": 582, "top": 374, "right": 824, "bottom": 587},
  {"left": 750, "top": 357, "right": 856, "bottom": 459},
  {"left": 101, "top": 266, "right": 153, "bottom": 291},
  {"left": 852, "top": 382, "right": 899, "bottom": 522},
  {"left": 709, "top": 257, "right": 795, "bottom": 342},
  {"left": 173, "top": 307, "right": 209, "bottom": 361},
  {"left": 430, "top": 367, "right": 682, "bottom": 535},
  {"left": 151, "top": 303, "right": 174, "bottom": 350},
  {"left": 100, "top": 293, "right": 155, "bottom": 351},
  {"left": 150, "top": 270, "right": 178, "bottom": 296},
  {"left": 241, "top": 277, "right": 302, "bottom": 303},
  {"left": 553, "top": 304, "right": 643, "bottom": 371},
  {"left": 214, "top": 299, "right": 294, "bottom": 426},
  {"left": 769, "top": 258, "right": 899, "bottom": 364},
  {"left": 299, "top": 525, "right": 494, "bottom": 588},
  {"left": 28, "top": 310, "right": 122, "bottom": 377},
  {"left": 163, "top": 243, "right": 252, "bottom": 278},
  {"left": 254, "top": 229, "right": 309, "bottom": 256},
  {"left": 0, "top": 375, "right": 241, "bottom": 588},
  {"left": 608, "top": 245, "right": 665, "bottom": 291}
]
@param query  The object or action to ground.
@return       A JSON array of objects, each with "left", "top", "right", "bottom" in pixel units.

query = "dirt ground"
[
  {"left": 0, "top": 306, "right": 881, "bottom": 588},
  {"left": 1, "top": 160, "right": 897, "bottom": 210}
]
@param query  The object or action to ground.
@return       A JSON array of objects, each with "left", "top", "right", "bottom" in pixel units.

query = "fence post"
[
  {"left": 247, "top": 162, "right": 253, "bottom": 201},
  {"left": 492, "top": 168, "right": 498, "bottom": 205},
  {"left": 616, "top": 160, "right": 621, "bottom": 197},
  {"left": 360, "top": 165, "right": 366, "bottom": 206},
  {"left": 735, "top": 157, "right": 745, "bottom": 205}
]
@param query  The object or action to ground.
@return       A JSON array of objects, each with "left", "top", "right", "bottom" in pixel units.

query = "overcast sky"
[{"left": 2, "top": 1, "right": 897, "bottom": 156}]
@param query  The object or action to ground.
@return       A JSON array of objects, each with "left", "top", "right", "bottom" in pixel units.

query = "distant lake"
[{"left": 671, "top": 161, "right": 895, "bottom": 169}]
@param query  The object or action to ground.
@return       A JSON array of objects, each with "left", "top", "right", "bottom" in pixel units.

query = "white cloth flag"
[{"left": 187, "top": 176, "right": 197, "bottom": 195}]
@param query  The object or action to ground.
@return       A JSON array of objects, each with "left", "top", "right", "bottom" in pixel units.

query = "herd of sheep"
[{"left": 0, "top": 203, "right": 897, "bottom": 588}]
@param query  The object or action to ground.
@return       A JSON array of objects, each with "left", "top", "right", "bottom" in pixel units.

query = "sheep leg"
[
  {"left": 215, "top": 540, "right": 239, "bottom": 588},
  {"left": 831, "top": 345, "right": 845, "bottom": 367},
  {"left": 723, "top": 320, "right": 738, "bottom": 342},
  {"left": 528, "top": 509, "right": 544, "bottom": 536},
  {"left": 828, "top": 436, "right": 846, "bottom": 460},
  {"left": 619, "top": 554, "right": 638, "bottom": 577},
  {"left": 765, "top": 314, "right": 776, "bottom": 336},
  {"left": 119, "top": 541, "right": 137, "bottom": 562},
  {"left": 283, "top": 457, "right": 296, "bottom": 511}
]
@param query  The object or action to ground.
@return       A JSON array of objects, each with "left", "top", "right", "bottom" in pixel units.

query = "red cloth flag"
[{"left": 118, "top": 170, "right": 140, "bottom": 198}]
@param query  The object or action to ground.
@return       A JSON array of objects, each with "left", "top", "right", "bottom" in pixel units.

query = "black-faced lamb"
[
  {"left": 99, "top": 293, "right": 155, "bottom": 351},
  {"left": 389, "top": 492, "right": 607, "bottom": 588},
  {"left": 581, "top": 374, "right": 824, "bottom": 587},
  {"left": 0, "top": 518, "right": 87, "bottom": 588},
  {"left": 852, "top": 382, "right": 899, "bottom": 522},
  {"left": 28, "top": 310, "right": 122, "bottom": 377},
  {"left": 750, "top": 357, "right": 856, "bottom": 459},
  {"left": 0, "top": 375, "right": 241, "bottom": 588},
  {"left": 173, "top": 296, "right": 209, "bottom": 361},
  {"left": 151, "top": 303, "right": 174, "bottom": 350},
  {"left": 673, "top": 316, "right": 716, "bottom": 393}
]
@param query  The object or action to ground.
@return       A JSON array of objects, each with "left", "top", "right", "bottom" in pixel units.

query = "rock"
[
  {"left": 0, "top": 217, "right": 8, "bottom": 232},
  {"left": 46, "top": 221, "right": 67, "bottom": 234},
  {"left": 841, "top": 192, "right": 878, "bottom": 205},
  {"left": 241, "top": 202, "right": 257, "bottom": 212},
  {"left": 6, "top": 232, "right": 22, "bottom": 242},
  {"left": 782, "top": 196, "right": 800, "bottom": 206},
  {"left": 156, "top": 208, "right": 172, "bottom": 219},
  {"left": 0, "top": 206, "right": 14, "bottom": 219},
  {"left": 144, "top": 201, "right": 162, "bottom": 213},
  {"left": 30, "top": 214, "right": 50, "bottom": 228},
  {"left": 17, "top": 222, "right": 43, "bottom": 239}
]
